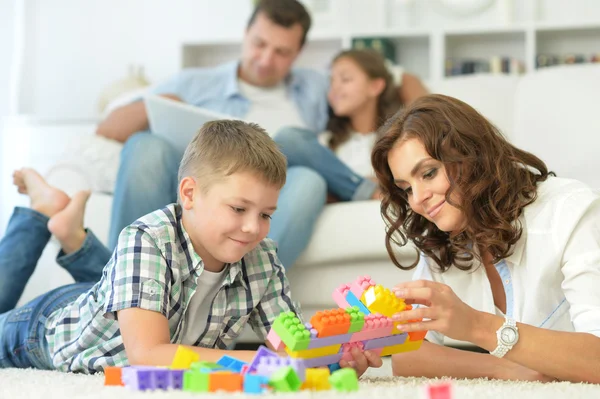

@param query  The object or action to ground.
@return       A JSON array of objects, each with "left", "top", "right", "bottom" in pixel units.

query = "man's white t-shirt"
[
  {"left": 238, "top": 80, "right": 306, "bottom": 137},
  {"left": 319, "top": 131, "right": 378, "bottom": 178},
  {"left": 181, "top": 267, "right": 228, "bottom": 345}
]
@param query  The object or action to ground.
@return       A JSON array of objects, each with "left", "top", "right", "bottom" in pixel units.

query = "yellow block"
[
  {"left": 286, "top": 344, "right": 342, "bottom": 359},
  {"left": 361, "top": 285, "right": 406, "bottom": 318},
  {"left": 301, "top": 368, "right": 331, "bottom": 391},
  {"left": 380, "top": 339, "right": 423, "bottom": 356},
  {"left": 170, "top": 345, "right": 200, "bottom": 369}
]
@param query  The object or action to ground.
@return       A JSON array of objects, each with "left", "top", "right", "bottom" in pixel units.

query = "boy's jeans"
[
  {"left": 109, "top": 132, "right": 328, "bottom": 268},
  {"left": 0, "top": 208, "right": 110, "bottom": 369}
]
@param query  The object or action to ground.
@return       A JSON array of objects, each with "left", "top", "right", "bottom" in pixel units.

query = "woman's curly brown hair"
[{"left": 371, "top": 94, "right": 553, "bottom": 272}]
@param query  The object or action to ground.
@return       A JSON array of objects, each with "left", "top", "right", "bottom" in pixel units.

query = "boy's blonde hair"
[{"left": 177, "top": 120, "right": 287, "bottom": 197}]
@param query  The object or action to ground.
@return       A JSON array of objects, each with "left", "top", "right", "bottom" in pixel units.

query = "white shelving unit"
[{"left": 181, "top": 1, "right": 600, "bottom": 82}]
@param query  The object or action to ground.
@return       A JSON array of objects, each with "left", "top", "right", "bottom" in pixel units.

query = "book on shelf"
[
  {"left": 445, "top": 56, "right": 524, "bottom": 77},
  {"left": 536, "top": 53, "right": 600, "bottom": 69}
]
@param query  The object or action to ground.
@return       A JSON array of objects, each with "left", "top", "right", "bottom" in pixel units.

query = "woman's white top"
[
  {"left": 412, "top": 177, "right": 600, "bottom": 345},
  {"left": 319, "top": 131, "right": 377, "bottom": 178}
]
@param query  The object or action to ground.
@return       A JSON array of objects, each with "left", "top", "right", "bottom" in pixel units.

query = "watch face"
[{"left": 500, "top": 326, "right": 518, "bottom": 345}]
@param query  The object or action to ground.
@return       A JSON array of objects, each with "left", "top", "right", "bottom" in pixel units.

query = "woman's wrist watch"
[{"left": 490, "top": 316, "right": 519, "bottom": 358}]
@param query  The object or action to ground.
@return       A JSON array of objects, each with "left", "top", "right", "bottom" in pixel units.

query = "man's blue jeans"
[
  {"left": 109, "top": 132, "right": 328, "bottom": 268},
  {"left": 0, "top": 208, "right": 108, "bottom": 369}
]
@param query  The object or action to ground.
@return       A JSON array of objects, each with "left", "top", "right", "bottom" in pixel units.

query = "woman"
[
  {"left": 274, "top": 49, "right": 426, "bottom": 201},
  {"left": 371, "top": 94, "right": 600, "bottom": 383}
]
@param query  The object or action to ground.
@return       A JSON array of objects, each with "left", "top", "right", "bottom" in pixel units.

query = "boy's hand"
[{"left": 338, "top": 348, "right": 383, "bottom": 377}]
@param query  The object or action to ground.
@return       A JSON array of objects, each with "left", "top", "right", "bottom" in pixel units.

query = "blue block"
[
  {"left": 328, "top": 363, "right": 342, "bottom": 373},
  {"left": 216, "top": 355, "right": 248, "bottom": 373},
  {"left": 244, "top": 374, "right": 269, "bottom": 394},
  {"left": 345, "top": 291, "right": 370, "bottom": 315}
]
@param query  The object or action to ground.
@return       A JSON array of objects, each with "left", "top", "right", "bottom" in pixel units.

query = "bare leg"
[
  {"left": 47, "top": 191, "right": 90, "bottom": 255},
  {"left": 13, "top": 168, "right": 70, "bottom": 217}
]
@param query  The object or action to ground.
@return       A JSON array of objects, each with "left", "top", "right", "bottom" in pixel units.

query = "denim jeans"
[
  {"left": 0, "top": 208, "right": 110, "bottom": 369},
  {"left": 273, "top": 126, "right": 377, "bottom": 201},
  {"left": 108, "top": 131, "right": 327, "bottom": 268}
]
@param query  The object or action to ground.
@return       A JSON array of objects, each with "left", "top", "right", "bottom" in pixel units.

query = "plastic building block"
[
  {"left": 310, "top": 309, "right": 351, "bottom": 338},
  {"left": 329, "top": 368, "right": 359, "bottom": 392},
  {"left": 183, "top": 370, "right": 209, "bottom": 393},
  {"left": 268, "top": 366, "right": 302, "bottom": 392},
  {"left": 209, "top": 371, "right": 243, "bottom": 392},
  {"left": 380, "top": 339, "right": 423, "bottom": 356},
  {"left": 271, "top": 312, "right": 311, "bottom": 351},
  {"left": 307, "top": 332, "right": 353, "bottom": 349},
  {"left": 286, "top": 344, "right": 342, "bottom": 359},
  {"left": 346, "top": 306, "right": 366, "bottom": 333},
  {"left": 302, "top": 368, "right": 331, "bottom": 391},
  {"left": 122, "top": 367, "right": 174, "bottom": 391},
  {"left": 340, "top": 341, "right": 365, "bottom": 361},
  {"left": 328, "top": 362, "right": 342, "bottom": 373},
  {"left": 266, "top": 328, "right": 285, "bottom": 350},
  {"left": 190, "top": 361, "right": 223, "bottom": 372},
  {"left": 305, "top": 322, "right": 318, "bottom": 338},
  {"left": 345, "top": 291, "right": 371, "bottom": 315},
  {"left": 303, "top": 353, "right": 343, "bottom": 368},
  {"left": 350, "top": 275, "right": 376, "bottom": 299},
  {"left": 104, "top": 366, "right": 123, "bottom": 386},
  {"left": 241, "top": 364, "right": 250, "bottom": 375},
  {"left": 332, "top": 283, "right": 351, "bottom": 308},
  {"left": 350, "top": 313, "right": 394, "bottom": 341},
  {"left": 170, "top": 345, "right": 200, "bottom": 369},
  {"left": 361, "top": 285, "right": 406, "bottom": 317},
  {"left": 246, "top": 345, "right": 278, "bottom": 374},
  {"left": 426, "top": 382, "right": 453, "bottom": 399},
  {"left": 169, "top": 369, "right": 185, "bottom": 389},
  {"left": 363, "top": 332, "right": 407, "bottom": 350},
  {"left": 409, "top": 329, "right": 428, "bottom": 341},
  {"left": 254, "top": 355, "right": 306, "bottom": 382},
  {"left": 244, "top": 374, "right": 269, "bottom": 394},
  {"left": 216, "top": 355, "right": 247, "bottom": 373}
]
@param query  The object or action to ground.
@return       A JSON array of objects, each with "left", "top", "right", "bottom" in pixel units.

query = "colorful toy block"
[
  {"left": 268, "top": 366, "right": 301, "bottom": 392},
  {"left": 306, "top": 332, "right": 353, "bottom": 349},
  {"left": 361, "top": 285, "right": 407, "bottom": 317},
  {"left": 329, "top": 368, "right": 359, "bottom": 392},
  {"left": 266, "top": 327, "right": 285, "bottom": 350},
  {"left": 122, "top": 367, "right": 182, "bottom": 391},
  {"left": 332, "top": 283, "right": 351, "bottom": 308},
  {"left": 302, "top": 368, "right": 331, "bottom": 391},
  {"left": 328, "top": 362, "right": 342, "bottom": 372},
  {"left": 104, "top": 366, "right": 123, "bottom": 386},
  {"left": 380, "top": 338, "right": 423, "bottom": 356},
  {"left": 216, "top": 355, "right": 247, "bottom": 373},
  {"left": 310, "top": 308, "right": 351, "bottom": 337},
  {"left": 271, "top": 312, "right": 311, "bottom": 351},
  {"left": 210, "top": 371, "right": 243, "bottom": 392},
  {"left": 286, "top": 344, "right": 342, "bottom": 359},
  {"left": 340, "top": 341, "right": 364, "bottom": 362},
  {"left": 350, "top": 313, "right": 394, "bottom": 341},
  {"left": 346, "top": 306, "right": 366, "bottom": 333},
  {"left": 246, "top": 345, "right": 278, "bottom": 374},
  {"left": 363, "top": 332, "right": 407, "bottom": 350},
  {"left": 244, "top": 374, "right": 269, "bottom": 394},
  {"left": 183, "top": 370, "right": 209, "bottom": 393},
  {"left": 190, "top": 361, "right": 223, "bottom": 372},
  {"left": 170, "top": 346, "right": 200, "bottom": 369},
  {"left": 254, "top": 351, "right": 306, "bottom": 382},
  {"left": 345, "top": 291, "right": 371, "bottom": 315},
  {"left": 303, "top": 353, "right": 343, "bottom": 368},
  {"left": 350, "top": 275, "right": 376, "bottom": 299},
  {"left": 426, "top": 382, "right": 453, "bottom": 399}
]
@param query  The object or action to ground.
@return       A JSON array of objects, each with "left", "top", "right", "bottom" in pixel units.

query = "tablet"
[{"left": 145, "top": 94, "right": 238, "bottom": 152}]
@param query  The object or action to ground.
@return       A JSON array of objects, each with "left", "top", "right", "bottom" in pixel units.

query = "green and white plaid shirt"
[{"left": 45, "top": 204, "right": 297, "bottom": 373}]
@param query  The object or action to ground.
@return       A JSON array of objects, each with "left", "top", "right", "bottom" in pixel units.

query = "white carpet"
[{"left": 1, "top": 359, "right": 599, "bottom": 399}]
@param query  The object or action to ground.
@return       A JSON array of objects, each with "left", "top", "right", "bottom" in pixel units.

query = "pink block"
[
  {"left": 340, "top": 341, "right": 365, "bottom": 362},
  {"left": 332, "top": 283, "right": 351, "bottom": 309},
  {"left": 350, "top": 275, "right": 376, "bottom": 300},
  {"left": 350, "top": 313, "right": 393, "bottom": 342},
  {"left": 241, "top": 365, "right": 250, "bottom": 375},
  {"left": 267, "top": 328, "right": 285, "bottom": 351}
]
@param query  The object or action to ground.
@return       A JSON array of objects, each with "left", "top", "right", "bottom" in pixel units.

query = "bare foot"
[
  {"left": 13, "top": 168, "right": 70, "bottom": 217},
  {"left": 48, "top": 190, "right": 91, "bottom": 254}
]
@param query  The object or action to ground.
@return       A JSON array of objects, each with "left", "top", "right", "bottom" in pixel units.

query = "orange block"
[
  {"left": 104, "top": 366, "right": 123, "bottom": 386},
  {"left": 408, "top": 330, "right": 428, "bottom": 341},
  {"left": 209, "top": 371, "right": 243, "bottom": 392},
  {"left": 310, "top": 309, "right": 351, "bottom": 338}
]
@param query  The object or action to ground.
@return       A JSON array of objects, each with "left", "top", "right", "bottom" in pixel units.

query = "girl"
[
  {"left": 371, "top": 94, "right": 600, "bottom": 383},
  {"left": 274, "top": 49, "right": 426, "bottom": 202}
]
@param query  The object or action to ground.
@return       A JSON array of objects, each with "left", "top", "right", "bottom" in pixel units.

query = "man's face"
[{"left": 240, "top": 12, "right": 304, "bottom": 87}]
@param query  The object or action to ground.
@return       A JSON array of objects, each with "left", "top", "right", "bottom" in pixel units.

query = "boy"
[{"left": 0, "top": 120, "right": 380, "bottom": 375}]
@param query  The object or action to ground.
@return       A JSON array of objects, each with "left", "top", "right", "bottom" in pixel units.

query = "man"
[{"left": 97, "top": 0, "right": 328, "bottom": 268}]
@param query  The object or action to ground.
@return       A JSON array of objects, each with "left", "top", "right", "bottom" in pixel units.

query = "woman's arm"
[
  {"left": 117, "top": 307, "right": 257, "bottom": 364},
  {"left": 392, "top": 340, "right": 555, "bottom": 381}
]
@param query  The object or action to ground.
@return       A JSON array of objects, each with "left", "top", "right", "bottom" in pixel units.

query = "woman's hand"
[
  {"left": 339, "top": 348, "right": 383, "bottom": 377},
  {"left": 391, "top": 279, "right": 482, "bottom": 343}
]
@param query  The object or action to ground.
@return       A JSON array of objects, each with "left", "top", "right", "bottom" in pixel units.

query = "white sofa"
[{"left": 2, "top": 65, "right": 599, "bottom": 342}]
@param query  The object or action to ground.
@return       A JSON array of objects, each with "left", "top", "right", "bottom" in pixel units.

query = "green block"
[
  {"left": 183, "top": 370, "right": 209, "bottom": 392},
  {"left": 268, "top": 366, "right": 301, "bottom": 392},
  {"left": 329, "top": 368, "right": 359, "bottom": 392},
  {"left": 345, "top": 306, "right": 366, "bottom": 333},
  {"left": 190, "top": 361, "right": 222, "bottom": 372},
  {"left": 271, "top": 311, "right": 310, "bottom": 351}
]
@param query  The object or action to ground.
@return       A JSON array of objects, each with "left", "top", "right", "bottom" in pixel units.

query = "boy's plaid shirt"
[{"left": 45, "top": 204, "right": 297, "bottom": 373}]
